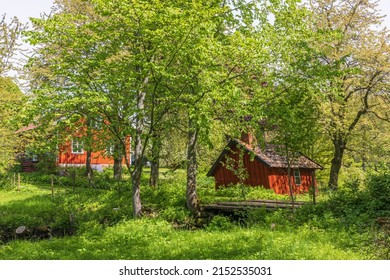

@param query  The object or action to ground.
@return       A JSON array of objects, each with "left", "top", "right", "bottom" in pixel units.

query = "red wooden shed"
[{"left": 207, "top": 137, "right": 323, "bottom": 195}]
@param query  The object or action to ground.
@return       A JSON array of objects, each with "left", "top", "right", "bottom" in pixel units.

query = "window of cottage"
[
  {"left": 71, "top": 139, "right": 84, "bottom": 154},
  {"left": 106, "top": 145, "right": 115, "bottom": 156}
]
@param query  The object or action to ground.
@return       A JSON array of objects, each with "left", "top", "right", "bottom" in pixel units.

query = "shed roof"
[{"left": 207, "top": 139, "right": 323, "bottom": 176}]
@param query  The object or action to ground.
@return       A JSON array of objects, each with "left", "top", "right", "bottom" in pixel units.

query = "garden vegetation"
[{"left": 0, "top": 169, "right": 388, "bottom": 260}]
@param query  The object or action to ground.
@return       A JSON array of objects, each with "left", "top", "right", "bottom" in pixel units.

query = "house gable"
[{"left": 207, "top": 138, "right": 323, "bottom": 194}]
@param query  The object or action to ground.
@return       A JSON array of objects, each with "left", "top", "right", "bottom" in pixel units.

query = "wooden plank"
[
  {"left": 214, "top": 200, "right": 306, "bottom": 207},
  {"left": 203, "top": 199, "right": 304, "bottom": 213},
  {"left": 245, "top": 199, "right": 307, "bottom": 205}
]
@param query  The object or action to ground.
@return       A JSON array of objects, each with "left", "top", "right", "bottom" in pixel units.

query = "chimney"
[{"left": 240, "top": 131, "right": 256, "bottom": 148}]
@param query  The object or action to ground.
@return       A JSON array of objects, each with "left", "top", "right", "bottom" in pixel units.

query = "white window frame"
[
  {"left": 106, "top": 145, "right": 115, "bottom": 156},
  {"left": 71, "top": 139, "right": 84, "bottom": 154},
  {"left": 293, "top": 169, "right": 301, "bottom": 186}
]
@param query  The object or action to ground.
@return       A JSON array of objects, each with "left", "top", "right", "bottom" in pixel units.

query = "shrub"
[
  {"left": 239, "top": 207, "right": 268, "bottom": 227},
  {"left": 206, "top": 215, "right": 234, "bottom": 231},
  {"left": 159, "top": 206, "right": 191, "bottom": 224},
  {"left": 366, "top": 172, "right": 390, "bottom": 218}
]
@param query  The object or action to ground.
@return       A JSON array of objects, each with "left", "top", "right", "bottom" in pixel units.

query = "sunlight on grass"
[{"left": 1, "top": 171, "right": 387, "bottom": 260}]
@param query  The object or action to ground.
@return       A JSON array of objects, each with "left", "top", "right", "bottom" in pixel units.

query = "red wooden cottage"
[
  {"left": 16, "top": 122, "right": 132, "bottom": 172},
  {"left": 57, "top": 136, "right": 132, "bottom": 171},
  {"left": 207, "top": 135, "right": 323, "bottom": 195}
]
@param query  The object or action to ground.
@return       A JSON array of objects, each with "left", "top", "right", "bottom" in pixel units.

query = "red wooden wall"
[
  {"left": 214, "top": 145, "right": 269, "bottom": 188},
  {"left": 268, "top": 168, "right": 314, "bottom": 194}
]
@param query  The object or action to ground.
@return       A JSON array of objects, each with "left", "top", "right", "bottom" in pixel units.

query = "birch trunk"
[
  {"left": 131, "top": 76, "right": 148, "bottom": 218},
  {"left": 186, "top": 119, "right": 199, "bottom": 214}
]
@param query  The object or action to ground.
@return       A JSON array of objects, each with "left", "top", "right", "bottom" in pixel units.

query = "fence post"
[
  {"left": 311, "top": 171, "right": 316, "bottom": 205},
  {"left": 18, "top": 173, "right": 20, "bottom": 192},
  {"left": 13, "top": 173, "right": 16, "bottom": 187},
  {"left": 88, "top": 172, "right": 91, "bottom": 188},
  {"left": 51, "top": 174, "right": 54, "bottom": 196},
  {"left": 72, "top": 170, "right": 76, "bottom": 190}
]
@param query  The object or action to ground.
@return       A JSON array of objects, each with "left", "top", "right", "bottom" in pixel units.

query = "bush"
[
  {"left": 0, "top": 174, "right": 13, "bottom": 189},
  {"left": 366, "top": 172, "right": 390, "bottom": 218},
  {"left": 159, "top": 206, "right": 191, "bottom": 224},
  {"left": 34, "top": 153, "right": 58, "bottom": 174},
  {"left": 238, "top": 207, "right": 268, "bottom": 227},
  {"left": 206, "top": 215, "right": 234, "bottom": 231}
]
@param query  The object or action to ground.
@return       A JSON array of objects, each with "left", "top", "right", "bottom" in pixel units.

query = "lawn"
[{"left": 0, "top": 170, "right": 388, "bottom": 260}]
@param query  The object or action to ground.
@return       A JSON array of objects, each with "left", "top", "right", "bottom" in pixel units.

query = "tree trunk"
[
  {"left": 186, "top": 119, "right": 199, "bottom": 214},
  {"left": 132, "top": 158, "right": 142, "bottom": 218},
  {"left": 149, "top": 158, "right": 159, "bottom": 188},
  {"left": 113, "top": 142, "right": 123, "bottom": 180},
  {"left": 149, "top": 135, "right": 161, "bottom": 188},
  {"left": 285, "top": 147, "right": 295, "bottom": 210},
  {"left": 328, "top": 136, "right": 346, "bottom": 190},
  {"left": 85, "top": 150, "right": 92, "bottom": 177},
  {"left": 113, "top": 156, "right": 122, "bottom": 181},
  {"left": 131, "top": 77, "right": 148, "bottom": 218}
]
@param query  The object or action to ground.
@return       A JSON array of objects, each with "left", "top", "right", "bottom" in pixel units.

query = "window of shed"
[
  {"left": 293, "top": 169, "right": 301, "bottom": 185},
  {"left": 32, "top": 154, "right": 38, "bottom": 162},
  {"left": 71, "top": 139, "right": 84, "bottom": 154}
]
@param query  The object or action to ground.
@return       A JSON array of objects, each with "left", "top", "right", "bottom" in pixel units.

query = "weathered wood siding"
[
  {"left": 268, "top": 168, "right": 314, "bottom": 194},
  {"left": 214, "top": 145, "right": 269, "bottom": 189}
]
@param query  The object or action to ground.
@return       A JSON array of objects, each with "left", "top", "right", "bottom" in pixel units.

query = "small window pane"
[
  {"left": 71, "top": 140, "right": 84, "bottom": 154},
  {"left": 106, "top": 145, "right": 114, "bottom": 155},
  {"left": 294, "top": 169, "right": 301, "bottom": 185}
]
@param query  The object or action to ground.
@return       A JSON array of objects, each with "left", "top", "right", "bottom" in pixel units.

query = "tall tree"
[
  {"left": 1, "top": 14, "right": 23, "bottom": 75},
  {"left": 1, "top": 15, "right": 24, "bottom": 173},
  {"left": 25, "top": 0, "right": 255, "bottom": 216},
  {"left": 0, "top": 77, "right": 24, "bottom": 173},
  {"left": 308, "top": 0, "right": 390, "bottom": 189}
]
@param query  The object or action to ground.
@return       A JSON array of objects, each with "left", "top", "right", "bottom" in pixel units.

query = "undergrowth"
[{"left": 0, "top": 169, "right": 388, "bottom": 259}]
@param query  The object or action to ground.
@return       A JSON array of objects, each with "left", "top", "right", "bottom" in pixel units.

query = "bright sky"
[
  {"left": 1, "top": 0, "right": 54, "bottom": 23},
  {"left": 1, "top": 0, "right": 390, "bottom": 28}
]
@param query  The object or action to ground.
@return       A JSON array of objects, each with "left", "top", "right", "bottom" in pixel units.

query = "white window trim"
[
  {"left": 293, "top": 169, "right": 301, "bottom": 186},
  {"left": 106, "top": 145, "right": 115, "bottom": 156},
  {"left": 71, "top": 139, "right": 84, "bottom": 154}
]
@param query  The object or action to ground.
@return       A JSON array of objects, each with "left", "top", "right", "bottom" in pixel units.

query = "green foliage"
[
  {"left": 0, "top": 171, "right": 387, "bottom": 259},
  {"left": 198, "top": 182, "right": 291, "bottom": 205},
  {"left": 159, "top": 207, "right": 190, "bottom": 224},
  {"left": 366, "top": 172, "right": 390, "bottom": 218},
  {"left": 0, "top": 76, "right": 24, "bottom": 173},
  {"left": 206, "top": 215, "right": 234, "bottom": 232},
  {"left": 33, "top": 153, "right": 58, "bottom": 174},
  {"left": 1, "top": 15, "right": 23, "bottom": 74}
]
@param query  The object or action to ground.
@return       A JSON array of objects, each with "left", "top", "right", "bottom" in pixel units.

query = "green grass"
[
  {"left": 0, "top": 218, "right": 368, "bottom": 260},
  {"left": 0, "top": 170, "right": 387, "bottom": 260}
]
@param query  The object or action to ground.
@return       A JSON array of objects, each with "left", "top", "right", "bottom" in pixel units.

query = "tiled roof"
[
  {"left": 207, "top": 139, "right": 323, "bottom": 176},
  {"left": 250, "top": 142, "right": 323, "bottom": 169}
]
